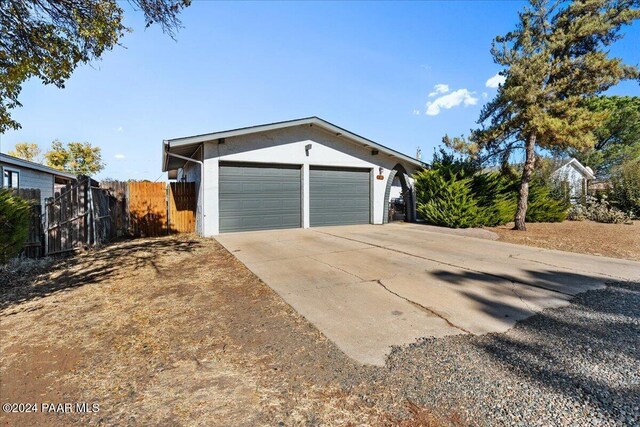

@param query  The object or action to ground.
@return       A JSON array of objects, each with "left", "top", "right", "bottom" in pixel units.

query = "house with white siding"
[
  {"left": 551, "top": 158, "right": 596, "bottom": 202},
  {"left": 0, "top": 153, "right": 76, "bottom": 204},
  {"left": 162, "top": 117, "right": 426, "bottom": 236}
]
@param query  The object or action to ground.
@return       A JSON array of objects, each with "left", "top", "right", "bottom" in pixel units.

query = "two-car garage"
[
  {"left": 219, "top": 162, "right": 371, "bottom": 232},
  {"left": 163, "top": 117, "right": 423, "bottom": 236}
]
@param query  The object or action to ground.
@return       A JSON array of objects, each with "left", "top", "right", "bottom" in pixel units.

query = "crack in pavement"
[
  {"left": 308, "top": 255, "right": 368, "bottom": 281},
  {"left": 374, "top": 279, "right": 472, "bottom": 334},
  {"left": 313, "top": 230, "right": 576, "bottom": 297},
  {"left": 509, "top": 280, "right": 537, "bottom": 314},
  {"left": 309, "top": 254, "right": 471, "bottom": 333}
]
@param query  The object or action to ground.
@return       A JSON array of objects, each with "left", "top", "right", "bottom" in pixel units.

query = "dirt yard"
[
  {"left": 0, "top": 236, "right": 396, "bottom": 426},
  {"left": 1, "top": 234, "right": 638, "bottom": 426},
  {"left": 490, "top": 220, "right": 640, "bottom": 261}
]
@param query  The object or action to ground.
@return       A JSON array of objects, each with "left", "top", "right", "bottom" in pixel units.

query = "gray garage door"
[
  {"left": 310, "top": 167, "right": 370, "bottom": 226},
  {"left": 219, "top": 162, "right": 301, "bottom": 232}
]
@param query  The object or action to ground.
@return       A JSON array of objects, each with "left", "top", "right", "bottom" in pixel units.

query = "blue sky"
[{"left": 1, "top": 1, "right": 638, "bottom": 181}]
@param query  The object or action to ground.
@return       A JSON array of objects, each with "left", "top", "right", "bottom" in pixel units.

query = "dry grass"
[
  {"left": 489, "top": 220, "right": 640, "bottom": 261},
  {"left": 0, "top": 235, "right": 451, "bottom": 426}
]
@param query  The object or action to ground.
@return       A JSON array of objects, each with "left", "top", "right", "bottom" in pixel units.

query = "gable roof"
[
  {"left": 0, "top": 153, "right": 77, "bottom": 179},
  {"left": 163, "top": 117, "right": 426, "bottom": 172},
  {"left": 555, "top": 158, "right": 596, "bottom": 180}
]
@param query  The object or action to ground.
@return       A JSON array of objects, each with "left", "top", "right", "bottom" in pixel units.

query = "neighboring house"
[
  {"left": 162, "top": 117, "right": 426, "bottom": 236},
  {"left": 0, "top": 153, "right": 76, "bottom": 204},
  {"left": 551, "top": 157, "right": 596, "bottom": 201}
]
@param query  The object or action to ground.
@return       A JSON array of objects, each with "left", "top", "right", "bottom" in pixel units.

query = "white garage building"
[{"left": 162, "top": 117, "right": 425, "bottom": 236}]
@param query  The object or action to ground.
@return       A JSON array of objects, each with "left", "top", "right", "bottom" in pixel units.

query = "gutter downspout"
[{"left": 164, "top": 142, "right": 205, "bottom": 236}]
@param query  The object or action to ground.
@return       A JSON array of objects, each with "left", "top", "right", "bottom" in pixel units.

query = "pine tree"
[{"left": 473, "top": 0, "right": 639, "bottom": 230}]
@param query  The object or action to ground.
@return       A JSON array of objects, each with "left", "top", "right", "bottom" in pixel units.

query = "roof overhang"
[
  {"left": 566, "top": 158, "right": 596, "bottom": 180},
  {"left": 162, "top": 141, "right": 204, "bottom": 173},
  {"left": 0, "top": 153, "right": 77, "bottom": 180},
  {"left": 162, "top": 117, "right": 427, "bottom": 172}
]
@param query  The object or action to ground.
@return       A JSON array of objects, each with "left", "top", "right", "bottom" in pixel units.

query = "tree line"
[{"left": 8, "top": 141, "right": 104, "bottom": 176}]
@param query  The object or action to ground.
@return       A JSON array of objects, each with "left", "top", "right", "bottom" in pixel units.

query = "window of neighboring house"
[{"left": 3, "top": 169, "right": 19, "bottom": 188}]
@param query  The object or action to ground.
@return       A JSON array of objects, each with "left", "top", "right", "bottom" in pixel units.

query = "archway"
[{"left": 383, "top": 164, "right": 416, "bottom": 223}]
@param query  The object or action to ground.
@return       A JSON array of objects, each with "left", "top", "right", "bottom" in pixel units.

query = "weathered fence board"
[
  {"left": 12, "top": 178, "right": 197, "bottom": 259},
  {"left": 45, "top": 176, "right": 95, "bottom": 255},
  {"left": 12, "top": 188, "right": 43, "bottom": 258},
  {"left": 169, "top": 182, "right": 196, "bottom": 233},
  {"left": 128, "top": 181, "right": 167, "bottom": 237},
  {"left": 101, "top": 180, "right": 129, "bottom": 237}
]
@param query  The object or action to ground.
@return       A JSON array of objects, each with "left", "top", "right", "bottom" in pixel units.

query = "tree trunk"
[{"left": 513, "top": 133, "right": 537, "bottom": 231}]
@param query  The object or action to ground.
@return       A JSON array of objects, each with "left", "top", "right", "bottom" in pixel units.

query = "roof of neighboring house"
[
  {"left": 162, "top": 116, "right": 427, "bottom": 172},
  {"left": 0, "top": 153, "right": 77, "bottom": 180},
  {"left": 553, "top": 158, "right": 596, "bottom": 180}
]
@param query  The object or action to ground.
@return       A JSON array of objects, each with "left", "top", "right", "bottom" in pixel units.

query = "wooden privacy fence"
[
  {"left": 13, "top": 178, "right": 196, "bottom": 258},
  {"left": 11, "top": 188, "right": 43, "bottom": 258},
  {"left": 128, "top": 181, "right": 167, "bottom": 237},
  {"left": 115, "top": 181, "right": 196, "bottom": 237},
  {"left": 169, "top": 182, "right": 196, "bottom": 234},
  {"left": 44, "top": 176, "right": 112, "bottom": 255}
]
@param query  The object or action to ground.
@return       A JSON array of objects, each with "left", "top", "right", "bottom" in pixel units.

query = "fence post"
[{"left": 43, "top": 198, "right": 49, "bottom": 256}]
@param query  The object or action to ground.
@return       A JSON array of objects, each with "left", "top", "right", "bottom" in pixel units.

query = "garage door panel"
[
  {"left": 310, "top": 167, "right": 370, "bottom": 227},
  {"left": 220, "top": 163, "right": 301, "bottom": 232}
]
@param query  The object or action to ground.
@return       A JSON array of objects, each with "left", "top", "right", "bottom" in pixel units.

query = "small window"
[{"left": 3, "top": 170, "right": 19, "bottom": 188}]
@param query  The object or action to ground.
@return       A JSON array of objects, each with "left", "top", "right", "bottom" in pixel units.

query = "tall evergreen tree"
[{"left": 471, "top": 0, "right": 639, "bottom": 230}]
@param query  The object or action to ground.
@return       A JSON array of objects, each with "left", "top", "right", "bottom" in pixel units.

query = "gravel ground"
[{"left": 362, "top": 281, "right": 640, "bottom": 426}]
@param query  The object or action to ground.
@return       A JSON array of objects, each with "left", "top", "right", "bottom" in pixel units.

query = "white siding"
[
  {"left": 196, "top": 126, "right": 419, "bottom": 236},
  {"left": 553, "top": 163, "right": 586, "bottom": 199},
  {"left": 0, "top": 163, "right": 54, "bottom": 204}
]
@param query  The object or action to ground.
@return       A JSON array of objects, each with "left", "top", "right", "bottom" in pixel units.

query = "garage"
[
  {"left": 310, "top": 166, "right": 370, "bottom": 226},
  {"left": 219, "top": 162, "right": 301, "bottom": 232},
  {"left": 163, "top": 117, "right": 425, "bottom": 236}
]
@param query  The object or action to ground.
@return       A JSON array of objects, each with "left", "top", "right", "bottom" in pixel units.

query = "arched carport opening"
[{"left": 383, "top": 164, "right": 416, "bottom": 223}]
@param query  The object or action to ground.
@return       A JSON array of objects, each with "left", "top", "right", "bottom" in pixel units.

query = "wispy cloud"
[
  {"left": 412, "top": 109, "right": 421, "bottom": 116},
  {"left": 485, "top": 73, "right": 506, "bottom": 88},
  {"left": 426, "top": 89, "right": 478, "bottom": 116},
  {"left": 114, "top": 154, "right": 126, "bottom": 160},
  {"left": 116, "top": 126, "right": 124, "bottom": 133},
  {"left": 428, "top": 84, "right": 449, "bottom": 97}
]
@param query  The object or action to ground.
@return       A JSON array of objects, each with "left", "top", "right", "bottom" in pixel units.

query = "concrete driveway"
[{"left": 216, "top": 223, "right": 640, "bottom": 365}]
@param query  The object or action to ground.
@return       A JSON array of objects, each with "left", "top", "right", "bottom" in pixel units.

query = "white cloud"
[
  {"left": 425, "top": 89, "right": 479, "bottom": 116},
  {"left": 116, "top": 126, "right": 123, "bottom": 133},
  {"left": 428, "top": 83, "right": 449, "bottom": 97},
  {"left": 485, "top": 73, "right": 506, "bottom": 88},
  {"left": 114, "top": 154, "right": 126, "bottom": 160},
  {"left": 412, "top": 109, "right": 421, "bottom": 116}
]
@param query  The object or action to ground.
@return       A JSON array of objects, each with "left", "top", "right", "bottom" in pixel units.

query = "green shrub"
[
  {"left": 526, "top": 180, "right": 570, "bottom": 222},
  {"left": 0, "top": 189, "right": 31, "bottom": 263},
  {"left": 471, "top": 172, "right": 517, "bottom": 226},
  {"left": 414, "top": 170, "right": 484, "bottom": 228},
  {"left": 607, "top": 159, "right": 640, "bottom": 218},
  {"left": 414, "top": 167, "right": 568, "bottom": 228}
]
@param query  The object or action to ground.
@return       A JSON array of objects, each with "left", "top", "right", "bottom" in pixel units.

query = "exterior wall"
[
  {"left": 195, "top": 125, "right": 419, "bottom": 236},
  {"left": 553, "top": 163, "right": 587, "bottom": 199},
  {"left": 0, "top": 162, "right": 54, "bottom": 204}
]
